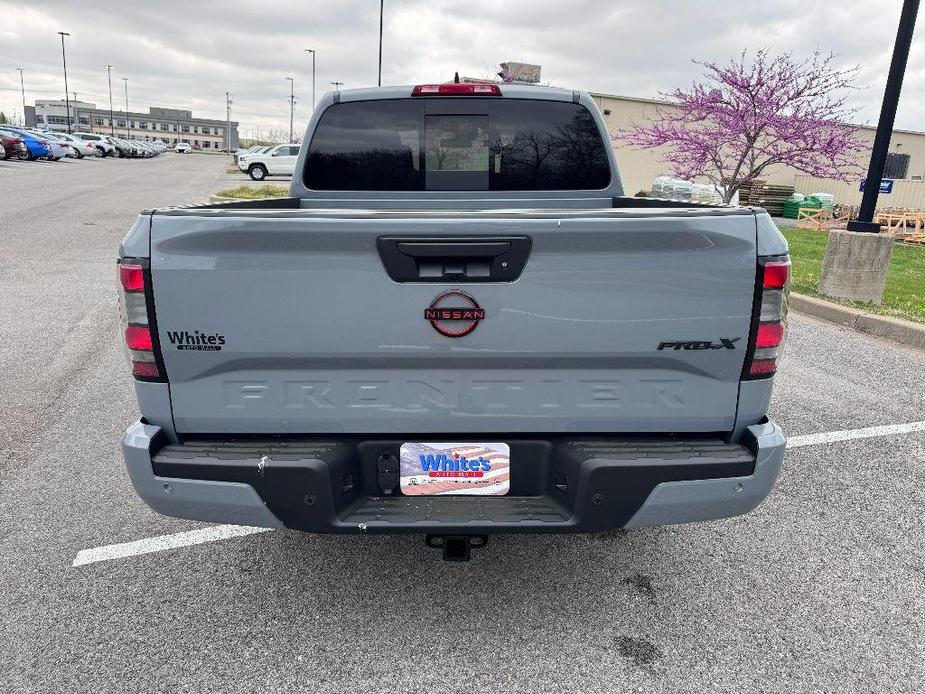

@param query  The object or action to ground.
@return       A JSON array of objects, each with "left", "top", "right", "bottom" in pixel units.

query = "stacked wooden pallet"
[
  {"left": 795, "top": 208, "right": 850, "bottom": 232},
  {"left": 738, "top": 181, "right": 796, "bottom": 216},
  {"left": 876, "top": 211, "right": 925, "bottom": 244}
]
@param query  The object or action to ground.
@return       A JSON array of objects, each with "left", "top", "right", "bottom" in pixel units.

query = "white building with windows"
[{"left": 32, "top": 100, "right": 239, "bottom": 151}]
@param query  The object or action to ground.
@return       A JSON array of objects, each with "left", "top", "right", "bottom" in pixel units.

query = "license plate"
[{"left": 399, "top": 442, "right": 510, "bottom": 496}]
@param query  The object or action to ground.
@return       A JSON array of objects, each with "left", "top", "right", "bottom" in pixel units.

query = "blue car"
[{"left": 0, "top": 127, "right": 51, "bottom": 160}]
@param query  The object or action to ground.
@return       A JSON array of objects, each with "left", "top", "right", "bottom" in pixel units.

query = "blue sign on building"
[{"left": 859, "top": 179, "right": 894, "bottom": 194}]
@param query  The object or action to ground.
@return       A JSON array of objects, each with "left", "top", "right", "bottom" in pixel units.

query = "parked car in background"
[
  {"left": 103, "top": 136, "right": 132, "bottom": 158},
  {"left": 0, "top": 131, "right": 28, "bottom": 160},
  {"left": 74, "top": 132, "right": 116, "bottom": 157},
  {"left": 233, "top": 145, "right": 263, "bottom": 165},
  {"left": 37, "top": 131, "right": 76, "bottom": 159},
  {"left": 175, "top": 142, "right": 191, "bottom": 154},
  {"left": 0, "top": 126, "right": 50, "bottom": 161},
  {"left": 50, "top": 132, "right": 100, "bottom": 158},
  {"left": 237, "top": 143, "right": 300, "bottom": 180}
]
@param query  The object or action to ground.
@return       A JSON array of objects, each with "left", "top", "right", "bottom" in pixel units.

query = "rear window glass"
[{"left": 304, "top": 98, "right": 610, "bottom": 191}]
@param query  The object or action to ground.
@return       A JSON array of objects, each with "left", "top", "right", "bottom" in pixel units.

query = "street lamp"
[
  {"left": 286, "top": 76, "right": 294, "bottom": 143},
  {"left": 817, "top": 0, "right": 920, "bottom": 306},
  {"left": 304, "top": 48, "right": 316, "bottom": 109},
  {"left": 121, "top": 77, "right": 129, "bottom": 139},
  {"left": 16, "top": 68, "right": 25, "bottom": 126},
  {"left": 57, "top": 31, "right": 71, "bottom": 133},
  {"left": 848, "top": 0, "right": 921, "bottom": 232},
  {"left": 378, "top": 0, "right": 384, "bottom": 86},
  {"left": 105, "top": 65, "right": 115, "bottom": 136}
]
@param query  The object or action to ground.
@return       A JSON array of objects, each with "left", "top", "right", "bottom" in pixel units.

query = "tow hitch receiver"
[{"left": 426, "top": 534, "right": 488, "bottom": 562}]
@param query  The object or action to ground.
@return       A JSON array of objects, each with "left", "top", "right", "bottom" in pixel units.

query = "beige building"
[
  {"left": 590, "top": 92, "right": 925, "bottom": 204},
  {"left": 32, "top": 100, "right": 238, "bottom": 151}
]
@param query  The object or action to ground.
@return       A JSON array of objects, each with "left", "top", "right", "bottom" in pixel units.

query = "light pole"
[
  {"left": 286, "top": 77, "right": 294, "bottom": 142},
  {"left": 304, "top": 48, "right": 316, "bottom": 110},
  {"left": 57, "top": 31, "right": 71, "bottom": 133},
  {"left": 848, "top": 0, "right": 920, "bottom": 232},
  {"left": 16, "top": 68, "right": 25, "bottom": 125},
  {"left": 818, "top": 0, "right": 919, "bottom": 305},
  {"left": 105, "top": 65, "right": 115, "bottom": 136},
  {"left": 121, "top": 77, "right": 129, "bottom": 139},
  {"left": 225, "top": 92, "right": 233, "bottom": 152},
  {"left": 378, "top": 0, "right": 384, "bottom": 86}
]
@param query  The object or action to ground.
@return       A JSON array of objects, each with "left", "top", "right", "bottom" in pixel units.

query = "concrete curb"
[{"left": 790, "top": 293, "right": 925, "bottom": 351}]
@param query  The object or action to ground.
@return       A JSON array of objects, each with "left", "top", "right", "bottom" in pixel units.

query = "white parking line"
[
  {"left": 71, "top": 525, "right": 271, "bottom": 567},
  {"left": 786, "top": 420, "right": 925, "bottom": 449},
  {"left": 71, "top": 420, "right": 925, "bottom": 567}
]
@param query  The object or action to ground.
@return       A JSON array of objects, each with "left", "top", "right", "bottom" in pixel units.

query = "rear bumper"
[{"left": 122, "top": 421, "right": 785, "bottom": 534}]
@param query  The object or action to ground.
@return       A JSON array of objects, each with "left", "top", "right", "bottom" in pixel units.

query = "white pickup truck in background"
[{"left": 236, "top": 143, "right": 300, "bottom": 180}]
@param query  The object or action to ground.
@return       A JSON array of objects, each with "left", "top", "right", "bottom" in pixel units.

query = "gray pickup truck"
[{"left": 119, "top": 83, "right": 788, "bottom": 560}]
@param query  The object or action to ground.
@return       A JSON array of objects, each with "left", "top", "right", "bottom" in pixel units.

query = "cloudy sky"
[{"left": 1, "top": 0, "right": 922, "bottom": 137}]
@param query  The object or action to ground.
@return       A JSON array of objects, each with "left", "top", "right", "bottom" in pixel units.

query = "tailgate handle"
[
  {"left": 378, "top": 236, "right": 531, "bottom": 283},
  {"left": 397, "top": 241, "right": 511, "bottom": 258}
]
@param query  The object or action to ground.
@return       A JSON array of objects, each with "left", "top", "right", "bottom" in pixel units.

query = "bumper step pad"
[{"left": 343, "top": 495, "right": 568, "bottom": 526}]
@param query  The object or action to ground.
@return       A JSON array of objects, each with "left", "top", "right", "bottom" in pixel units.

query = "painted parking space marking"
[
  {"left": 72, "top": 420, "right": 925, "bottom": 567},
  {"left": 786, "top": 420, "right": 925, "bottom": 449},
  {"left": 72, "top": 524, "right": 272, "bottom": 567}
]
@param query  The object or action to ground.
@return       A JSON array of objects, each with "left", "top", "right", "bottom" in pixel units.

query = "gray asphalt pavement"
[{"left": 1, "top": 154, "right": 923, "bottom": 693}]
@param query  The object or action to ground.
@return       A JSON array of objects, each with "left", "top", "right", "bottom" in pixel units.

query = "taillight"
[
  {"left": 118, "top": 258, "right": 165, "bottom": 381},
  {"left": 411, "top": 83, "right": 502, "bottom": 96},
  {"left": 743, "top": 256, "right": 790, "bottom": 379}
]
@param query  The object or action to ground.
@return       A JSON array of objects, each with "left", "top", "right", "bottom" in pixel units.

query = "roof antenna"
[{"left": 454, "top": 71, "right": 460, "bottom": 83}]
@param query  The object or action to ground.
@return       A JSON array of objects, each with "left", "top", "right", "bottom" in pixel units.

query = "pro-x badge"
[{"left": 424, "top": 291, "right": 484, "bottom": 337}]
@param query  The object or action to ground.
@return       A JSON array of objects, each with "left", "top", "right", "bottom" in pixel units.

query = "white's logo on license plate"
[{"left": 399, "top": 442, "right": 510, "bottom": 496}]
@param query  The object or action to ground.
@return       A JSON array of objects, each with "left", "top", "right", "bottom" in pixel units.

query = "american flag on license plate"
[{"left": 399, "top": 442, "right": 510, "bottom": 496}]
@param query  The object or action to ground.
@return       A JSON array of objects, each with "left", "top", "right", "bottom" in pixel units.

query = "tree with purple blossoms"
[{"left": 619, "top": 50, "right": 868, "bottom": 203}]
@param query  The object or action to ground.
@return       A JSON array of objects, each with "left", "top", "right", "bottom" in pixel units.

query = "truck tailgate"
[{"left": 149, "top": 209, "right": 757, "bottom": 434}]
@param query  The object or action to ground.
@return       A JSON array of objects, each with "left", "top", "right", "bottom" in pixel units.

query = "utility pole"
[
  {"left": 331, "top": 81, "right": 343, "bottom": 91},
  {"left": 304, "top": 49, "right": 316, "bottom": 109},
  {"left": 58, "top": 31, "right": 71, "bottom": 133},
  {"left": 105, "top": 65, "right": 115, "bottom": 136},
  {"left": 286, "top": 77, "right": 295, "bottom": 142},
  {"left": 16, "top": 68, "right": 25, "bottom": 125},
  {"left": 848, "top": 0, "right": 920, "bottom": 232},
  {"left": 121, "top": 77, "right": 129, "bottom": 139},
  {"left": 378, "top": 0, "right": 384, "bottom": 86},
  {"left": 225, "top": 92, "right": 233, "bottom": 153}
]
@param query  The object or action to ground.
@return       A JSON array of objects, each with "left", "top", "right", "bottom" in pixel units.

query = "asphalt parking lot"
[{"left": 1, "top": 154, "right": 923, "bottom": 693}]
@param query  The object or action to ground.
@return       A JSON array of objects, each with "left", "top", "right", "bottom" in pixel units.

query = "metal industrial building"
[
  {"left": 591, "top": 92, "right": 925, "bottom": 206},
  {"left": 457, "top": 62, "right": 925, "bottom": 208},
  {"left": 31, "top": 99, "right": 239, "bottom": 151}
]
